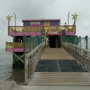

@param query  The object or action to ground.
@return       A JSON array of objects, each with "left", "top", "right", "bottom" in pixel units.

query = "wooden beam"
[{"left": 13, "top": 53, "right": 24, "bottom": 63}]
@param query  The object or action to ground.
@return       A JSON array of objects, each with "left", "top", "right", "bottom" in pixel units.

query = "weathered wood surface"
[
  {"left": 28, "top": 72, "right": 90, "bottom": 86},
  {"left": 41, "top": 48, "right": 74, "bottom": 60}
]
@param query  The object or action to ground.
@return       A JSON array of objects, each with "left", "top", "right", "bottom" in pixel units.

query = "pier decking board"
[
  {"left": 28, "top": 48, "right": 89, "bottom": 86},
  {"left": 0, "top": 81, "right": 9, "bottom": 90},
  {"left": 28, "top": 72, "right": 90, "bottom": 86},
  {"left": 21, "top": 86, "right": 90, "bottom": 90},
  {"left": 41, "top": 48, "right": 74, "bottom": 60}
]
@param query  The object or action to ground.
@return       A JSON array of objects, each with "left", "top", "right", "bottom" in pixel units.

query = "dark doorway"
[
  {"left": 49, "top": 36, "right": 56, "bottom": 48},
  {"left": 48, "top": 36, "right": 61, "bottom": 48},
  {"left": 48, "top": 36, "right": 59, "bottom": 48}
]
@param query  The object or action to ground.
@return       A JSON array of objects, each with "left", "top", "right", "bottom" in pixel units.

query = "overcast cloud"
[{"left": 0, "top": 0, "right": 90, "bottom": 48}]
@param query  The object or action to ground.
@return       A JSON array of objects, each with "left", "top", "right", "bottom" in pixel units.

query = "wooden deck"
[
  {"left": 28, "top": 48, "right": 90, "bottom": 86},
  {"left": 1, "top": 48, "right": 90, "bottom": 90},
  {"left": 28, "top": 72, "right": 90, "bottom": 86},
  {"left": 41, "top": 48, "right": 74, "bottom": 60},
  {"left": 0, "top": 81, "right": 9, "bottom": 90}
]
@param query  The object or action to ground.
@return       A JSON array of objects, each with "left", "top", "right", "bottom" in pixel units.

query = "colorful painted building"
[
  {"left": 22, "top": 19, "right": 61, "bottom": 48},
  {"left": 6, "top": 19, "right": 76, "bottom": 68}
]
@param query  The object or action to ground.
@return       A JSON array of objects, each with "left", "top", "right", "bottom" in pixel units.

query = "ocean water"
[
  {"left": 0, "top": 49, "right": 12, "bottom": 80},
  {"left": 0, "top": 49, "right": 24, "bottom": 84}
]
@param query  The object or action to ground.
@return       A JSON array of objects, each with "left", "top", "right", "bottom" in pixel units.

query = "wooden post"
[
  {"left": 80, "top": 36, "right": 81, "bottom": 47},
  {"left": 86, "top": 36, "right": 88, "bottom": 49}
]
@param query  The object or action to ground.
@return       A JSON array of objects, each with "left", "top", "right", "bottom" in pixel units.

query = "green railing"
[
  {"left": 23, "top": 36, "right": 44, "bottom": 53},
  {"left": 62, "top": 35, "right": 90, "bottom": 50}
]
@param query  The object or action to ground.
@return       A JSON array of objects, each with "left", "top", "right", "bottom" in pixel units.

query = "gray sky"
[{"left": 0, "top": 0, "right": 90, "bottom": 48}]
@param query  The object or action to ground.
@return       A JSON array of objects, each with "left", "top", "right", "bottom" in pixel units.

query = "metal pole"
[
  {"left": 86, "top": 36, "right": 88, "bottom": 49},
  {"left": 68, "top": 12, "right": 70, "bottom": 31},
  {"left": 14, "top": 13, "right": 16, "bottom": 31},
  {"left": 13, "top": 13, "right": 16, "bottom": 68}
]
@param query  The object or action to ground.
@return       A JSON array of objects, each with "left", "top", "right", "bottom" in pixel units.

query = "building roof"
[{"left": 22, "top": 19, "right": 60, "bottom": 22}]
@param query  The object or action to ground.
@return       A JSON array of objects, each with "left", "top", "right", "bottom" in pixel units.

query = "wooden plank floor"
[
  {"left": 28, "top": 48, "right": 90, "bottom": 86},
  {"left": 21, "top": 86, "right": 90, "bottom": 90},
  {"left": 41, "top": 48, "right": 74, "bottom": 60},
  {"left": 0, "top": 81, "right": 9, "bottom": 90},
  {"left": 28, "top": 72, "right": 90, "bottom": 86}
]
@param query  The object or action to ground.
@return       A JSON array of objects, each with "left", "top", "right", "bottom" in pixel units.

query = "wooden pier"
[
  {"left": 28, "top": 48, "right": 90, "bottom": 87},
  {"left": 1, "top": 47, "right": 90, "bottom": 90}
]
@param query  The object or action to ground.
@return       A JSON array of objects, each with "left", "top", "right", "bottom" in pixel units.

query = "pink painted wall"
[
  {"left": 14, "top": 48, "right": 24, "bottom": 52},
  {"left": 30, "top": 24, "right": 40, "bottom": 26},
  {"left": 66, "top": 31, "right": 75, "bottom": 36},
  {"left": 8, "top": 31, "right": 41, "bottom": 36},
  {"left": 6, "top": 48, "right": 29, "bottom": 52},
  {"left": 35, "top": 32, "right": 41, "bottom": 36},
  {"left": 8, "top": 32, "right": 15, "bottom": 36},
  {"left": 6, "top": 48, "right": 13, "bottom": 52}
]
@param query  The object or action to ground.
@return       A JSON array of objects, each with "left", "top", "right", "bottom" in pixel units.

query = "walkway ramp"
[
  {"left": 2, "top": 48, "right": 88, "bottom": 90},
  {"left": 1, "top": 48, "right": 90, "bottom": 90},
  {"left": 21, "top": 72, "right": 90, "bottom": 89},
  {"left": 21, "top": 85, "right": 90, "bottom": 90},
  {"left": 28, "top": 72, "right": 90, "bottom": 86},
  {"left": 27, "top": 48, "right": 90, "bottom": 87},
  {"left": 41, "top": 48, "right": 74, "bottom": 60}
]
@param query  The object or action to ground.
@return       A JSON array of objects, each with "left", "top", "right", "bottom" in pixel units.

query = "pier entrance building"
[{"left": 46, "top": 31, "right": 61, "bottom": 48}]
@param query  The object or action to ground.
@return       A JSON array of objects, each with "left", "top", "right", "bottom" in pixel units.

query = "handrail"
[
  {"left": 6, "top": 42, "right": 24, "bottom": 49},
  {"left": 62, "top": 42, "right": 90, "bottom": 71},
  {"left": 25, "top": 42, "right": 45, "bottom": 84},
  {"left": 8, "top": 26, "right": 43, "bottom": 33}
]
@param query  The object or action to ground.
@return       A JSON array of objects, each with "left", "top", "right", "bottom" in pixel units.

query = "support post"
[
  {"left": 86, "top": 36, "right": 88, "bottom": 49},
  {"left": 68, "top": 12, "right": 70, "bottom": 31}
]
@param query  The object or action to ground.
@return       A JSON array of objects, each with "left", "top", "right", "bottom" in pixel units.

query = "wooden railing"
[
  {"left": 62, "top": 42, "right": 90, "bottom": 72},
  {"left": 8, "top": 25, "right": 76, "bottom": 33},
  {"left": 8, "top": 26, "right": 43, "bottom": 33},
  {"left": 6, "top": 42, "right": 24, "bottom": 49},
  {"left": 24, "top": 42, "right": 45, "bottom": 84}
]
